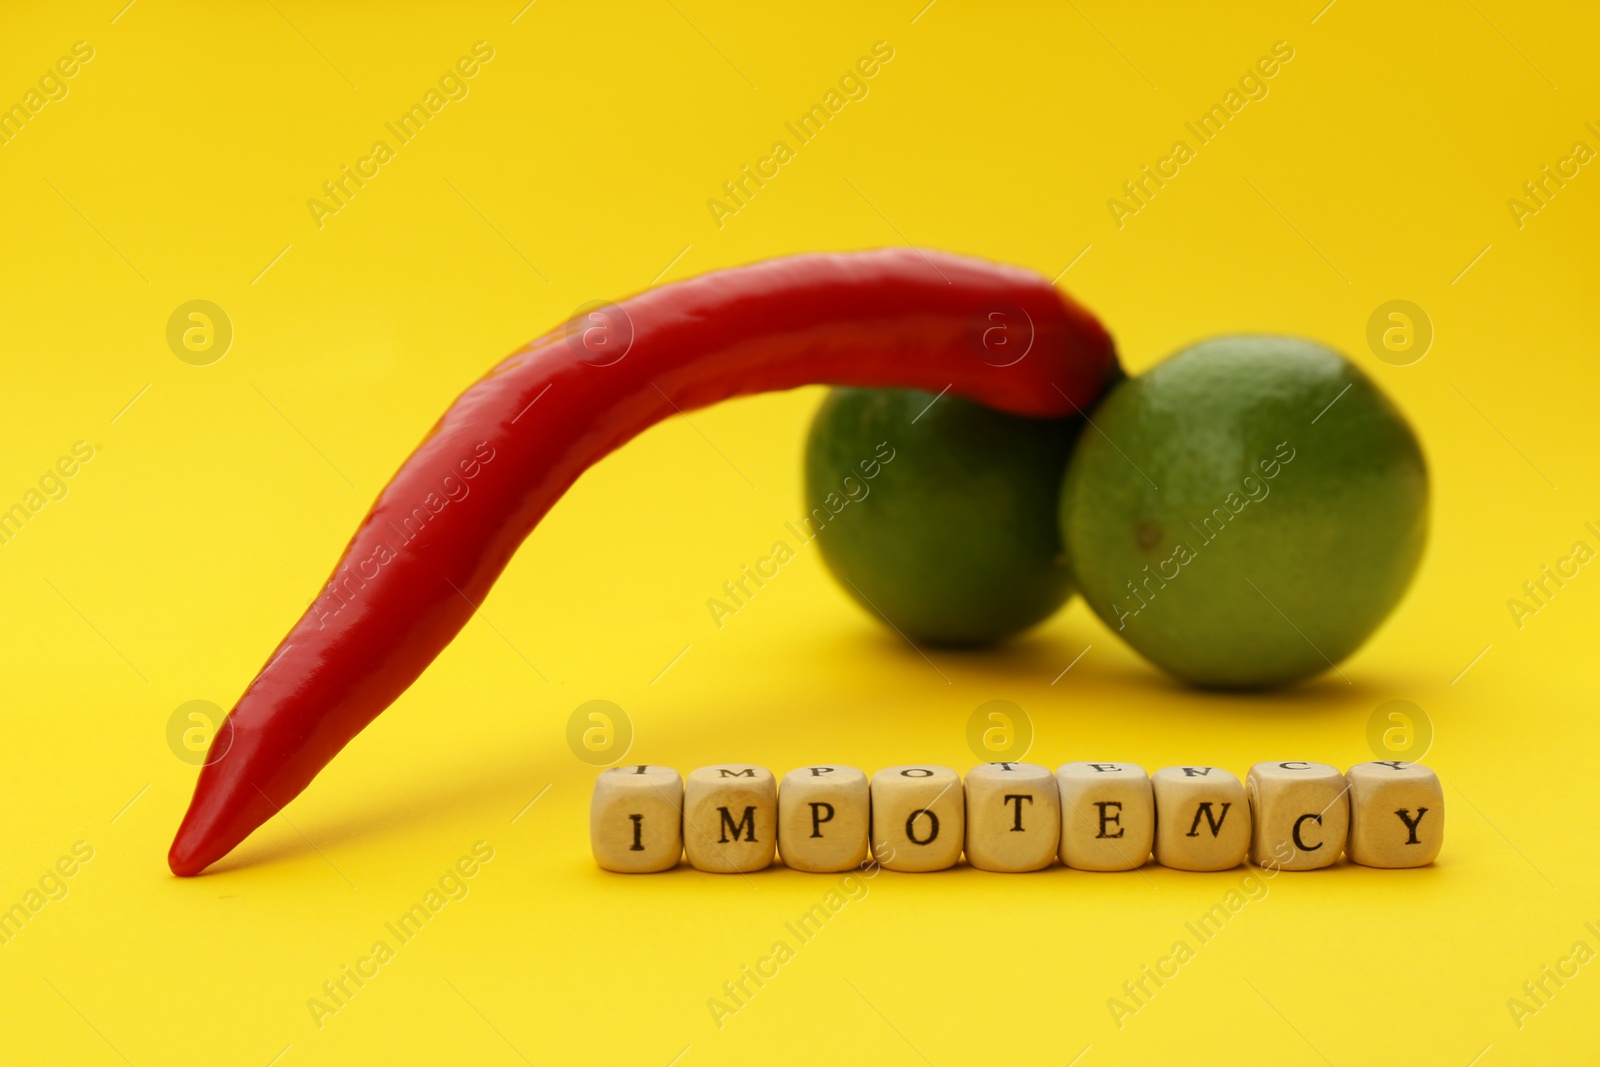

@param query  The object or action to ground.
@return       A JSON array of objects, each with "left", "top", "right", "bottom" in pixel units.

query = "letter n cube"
[{"left": 1152, "top": 765, "right": 1249, "bottom": 871}]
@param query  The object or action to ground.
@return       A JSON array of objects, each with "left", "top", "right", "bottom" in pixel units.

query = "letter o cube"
[
  {"left": 590, "top": 764, "right": 683, "bottom": 873},
  {"left": 1152, "top": 766, "right": 1250, "bottom": 871},
  {"left": 683, "top": 764, "right": 777, "bottom": 873},
  {"left": 1346, "top": 761, "right": 1443, "bottom": 868},
  {"left": 1056, "top": 762, "right": 1154, "bottom": 871},
  {"left": 778, "top": 765, "right": 869, "bottom": 873},
  {"left": 870, "top": 765, "right": 964, "bottom": 872},
  {"left": 1246, "top": 761, "right": 1348, "bottom": 871},
  {"left": 964, "top": 762, "right": 1060, "bottom": 872}
]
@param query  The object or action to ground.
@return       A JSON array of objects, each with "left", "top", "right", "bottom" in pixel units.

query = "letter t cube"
[{"left": 964, "top": 762, "right": 1059, "bottom": 872}]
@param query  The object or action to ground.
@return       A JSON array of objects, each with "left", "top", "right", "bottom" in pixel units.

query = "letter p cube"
[{"left": 778, "top": 765, "right": 869, "bottom": 873}]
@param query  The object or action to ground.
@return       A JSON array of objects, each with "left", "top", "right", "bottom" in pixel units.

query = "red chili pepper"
[{"left": 168, "top": 248, "right": 1117, "bottom": 875}]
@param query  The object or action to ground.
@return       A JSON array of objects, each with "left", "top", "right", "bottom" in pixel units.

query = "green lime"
[
  {"left": 805, "top": 387, "right": 1085, "bottom": 645},
  {"left": 1060, "top": 336, "right": 1427, "bottom": 688}
]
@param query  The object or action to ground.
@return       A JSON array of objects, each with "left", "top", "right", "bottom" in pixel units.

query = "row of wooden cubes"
[{"left": 592, "top": 761, "right": 1443, "bottom": 874}]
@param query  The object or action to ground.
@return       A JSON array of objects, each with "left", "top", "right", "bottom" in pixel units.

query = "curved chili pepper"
[{"left": 168, "top": 248, "right": 1117, "bottom": 875}]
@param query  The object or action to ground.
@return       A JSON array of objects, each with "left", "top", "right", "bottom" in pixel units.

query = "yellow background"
[{"left": 1, "top": 1, "right": 1596, "bottom": 1063}]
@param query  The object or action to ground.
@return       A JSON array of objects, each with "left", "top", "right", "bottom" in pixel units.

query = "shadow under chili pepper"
[{"left": 193, "top": 749, "right": 570, "bottom": 876}]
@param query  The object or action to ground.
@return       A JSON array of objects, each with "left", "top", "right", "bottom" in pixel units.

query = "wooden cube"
[
  {"left": 1056, "top": 762, "right": 1154, "bottom": 871},
  {"left": 964, "top": 762, "right": 1060, "bottom": 872},
  {"left": 778, "top": 765, "right": 870, "bottom": 873},
  {"left": 590, "top": 764, "right": 683, "bottom": 873},
  {"left": 683, "top": 764, "right": 777, "bottom": 873},
  {"left": 1346, "top": 761, "right": 1443, "bottom": 868},
  {"left": 1151, "top": 766, "right": 1250, "bottom": 871},
  {"left": 1246, "top": 762, "right": 1349, "bottom": 871},
  {"left": 870, "top": 765, "right": 964, "bottom": 872}
]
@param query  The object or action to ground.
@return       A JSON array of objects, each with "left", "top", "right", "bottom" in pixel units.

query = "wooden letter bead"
[
  {"left": 870, "top": 765, "right": 964, "bottom": 872},
  {"left": 1245, "top": 762, "right": 1349, "bottom": 871},
  {"left": 964, "top": 762, "right": 1060, "bottom": 872},
  {"left": 1056, "top": 762, "right": 1154, "bottom": 871},
  {"left": 1151, "top": 766, "right": 1250, "bottom": 871},
  {"left": 778, "top": 765, "right": 870, "bottom": 873},
  {"left": 590, "top": 764, "right": 683, "bottom": 873},
  {"left": 683, "top": 764, "right": 777, "bottom": 873},
  {"left": 1346, "top": 761, "right": 1444, "bottom": 868}
]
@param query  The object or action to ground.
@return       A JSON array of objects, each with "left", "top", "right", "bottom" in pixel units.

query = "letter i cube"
[
  {"left": 778, "top": 765, "right": 869, "bottom": 873},
  {"left": 590, "top": 765, "right": 682, "bottom": 873},
  {"left": 1056, "top": 762, "right": 1154, "bottom": 871},
  {"left": 683, "top": 765, "right": 777, "bottom": 873},
  {"left": 1246, "top": 762, "right": 1348, "bottom": 871},
  {"left": 1346, "top": 761, "right": 1443, "bottom": 868},
  {"left": 964, "top": 762, "right": 1059, "bottom": 872},
  {"left": 1152, "top": 766, "right": 1250, "bottom": 871},
  {"left": 870, "top": 766, "right": 964, "bottom": 872}
]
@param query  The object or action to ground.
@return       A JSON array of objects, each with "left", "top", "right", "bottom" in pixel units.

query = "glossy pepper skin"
[{"left": 168, "top": 248, "right": 1118, "bottom": 876}]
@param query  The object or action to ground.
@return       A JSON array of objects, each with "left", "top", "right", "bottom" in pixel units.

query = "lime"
[
  {"left": 1059, "top": 336, "right": 1427, "bottom": 688},
  {"left": 805, "top": 387, "right": 1084, "bottom": 645}
]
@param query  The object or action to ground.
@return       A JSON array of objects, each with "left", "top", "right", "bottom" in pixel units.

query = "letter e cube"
[{"left": 1056, "top": 762, "right": 1153, "bottom": 871}]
